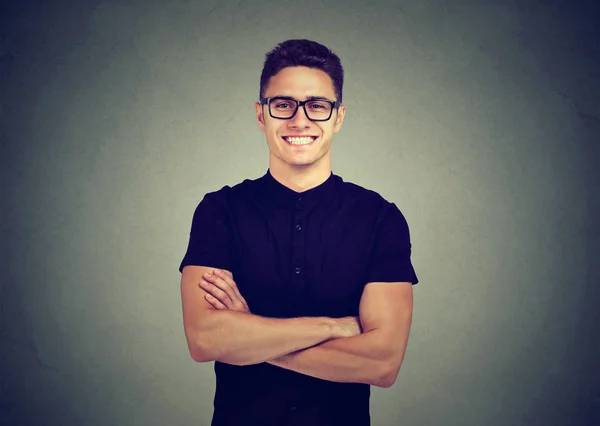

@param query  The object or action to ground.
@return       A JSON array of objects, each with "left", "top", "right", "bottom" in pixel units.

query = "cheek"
[
  {"left": 319, "top": 125, "right": 334, "bottom": 137},
  {"left": 265, "top": 122, "right": 281, "bottom": 136},
  {"left": 269, "top": 129, "right": 282, "bottom": 141},
  {"left": 265, "top": 128, "right": 282, "bottom": 146}
]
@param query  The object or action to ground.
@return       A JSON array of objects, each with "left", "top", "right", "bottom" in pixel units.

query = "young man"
[{"left": 179, "top": 39, "right": 418, "bottom": 426}]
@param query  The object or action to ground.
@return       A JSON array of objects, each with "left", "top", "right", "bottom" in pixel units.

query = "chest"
[{"left": 228, "top": 202, "right": 380, "bottom": 318}]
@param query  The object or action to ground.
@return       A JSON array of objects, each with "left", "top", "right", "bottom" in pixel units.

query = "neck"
[{"left": 269, "top": 157, "right": 332, "bottom": 193}]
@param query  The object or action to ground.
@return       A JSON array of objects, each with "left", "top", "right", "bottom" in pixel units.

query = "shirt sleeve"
[
  {"left": 364, "top": 202, "right": 419, "bottom": 285},
  {"left": 179, "top": 190, "right": 233, "bottom": 273}
]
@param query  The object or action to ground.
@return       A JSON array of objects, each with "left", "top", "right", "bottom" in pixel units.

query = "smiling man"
[{"left": 179, "top": 39, "right": 418, "bottom": 426}]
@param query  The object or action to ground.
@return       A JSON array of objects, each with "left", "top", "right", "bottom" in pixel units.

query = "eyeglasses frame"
[{"left": 260, "top": 96, "right": 341, "bottom": 122}]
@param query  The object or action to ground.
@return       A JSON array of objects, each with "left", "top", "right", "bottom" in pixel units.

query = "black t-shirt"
[{"left": 179, "top": 169, "right": 418, "bottom": 426}]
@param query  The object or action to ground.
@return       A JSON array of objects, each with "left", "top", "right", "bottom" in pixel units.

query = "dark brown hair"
[{"left": 259, "top": 39, "right": 344, "bottom": 102}]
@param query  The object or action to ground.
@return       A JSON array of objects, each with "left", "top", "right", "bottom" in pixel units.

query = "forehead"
[{"left": 264, "top": 66, "right": 336, "bottom": 99}]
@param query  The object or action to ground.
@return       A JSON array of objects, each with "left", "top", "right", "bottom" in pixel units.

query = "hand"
[
  {"left": 200, "top": 269, "right": 251, "bottom": 314},
  {"left": 333, "top": 316, "right": 363, "bottom": 338}
]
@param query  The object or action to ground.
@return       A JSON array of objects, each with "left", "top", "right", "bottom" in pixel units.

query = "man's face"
[{"left": 255, "top": 66, "right": 346, "bottom": 170}]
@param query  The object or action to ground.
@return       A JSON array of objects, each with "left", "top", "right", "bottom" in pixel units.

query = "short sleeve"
[
  {"left": 364, "top": 203, "right": 419, "bottom": 285},
  {"left": 179, "top": 190, "right": 233, "bottom": 273}
]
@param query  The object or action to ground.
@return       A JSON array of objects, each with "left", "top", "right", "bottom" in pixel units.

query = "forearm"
[
  {"left": 189, "top": 310, "right": 336, "bottom": 366},
  {"left": 267, "top": 330, "right": 400, "bottom": 388}
]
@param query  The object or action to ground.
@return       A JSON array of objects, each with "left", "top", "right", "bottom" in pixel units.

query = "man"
[{"left": 179, "top": 39, "right": 418, "bottom": 426}]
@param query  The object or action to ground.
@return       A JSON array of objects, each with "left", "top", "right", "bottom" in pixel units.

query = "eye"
[
  {"left": 273, "top": 100, "right": 294, "bottom": 109},
  {"left": 307, "top": 101, "right": 330, "bottom": 111},
  {"left": 308, "top": 102, "right": 329, "bottom": 109}
]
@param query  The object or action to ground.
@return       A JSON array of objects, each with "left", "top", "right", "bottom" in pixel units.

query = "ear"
[
  {"left": 333, "top": 103, "right": 346, "bottom": 134},
  {"left": 255, "top": 102, "right": 266, "bottom": 132}
]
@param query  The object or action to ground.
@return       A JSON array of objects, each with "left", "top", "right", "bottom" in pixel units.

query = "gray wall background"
[{"left": 1, "top": 0, "right": 598, "bottom": 425}]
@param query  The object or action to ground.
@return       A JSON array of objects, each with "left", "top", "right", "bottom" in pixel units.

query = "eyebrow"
[{"left": 272, "top": 95, "right": 332, "bottom": 101}]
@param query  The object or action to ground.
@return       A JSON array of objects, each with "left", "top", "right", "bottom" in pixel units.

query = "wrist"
[{"left": 325, "top": 317, "right": 342, "bottom": 339}]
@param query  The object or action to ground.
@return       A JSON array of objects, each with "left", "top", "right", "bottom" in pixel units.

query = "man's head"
[{"left": 256, "top": 39, "right": 346, "bottom": 175}]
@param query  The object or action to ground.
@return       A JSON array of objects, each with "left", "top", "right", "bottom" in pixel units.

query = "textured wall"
[{"left": 1, "top": 1, "right": 598, "bottom": 425}]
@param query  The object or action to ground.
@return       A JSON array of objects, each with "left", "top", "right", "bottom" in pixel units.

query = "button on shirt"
[{"left": 179, "top": 169, "right": 418, "bottom": 426}]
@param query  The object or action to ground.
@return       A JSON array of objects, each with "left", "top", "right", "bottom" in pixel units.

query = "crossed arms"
[{"left": 180, "top": 265, "right": 413, "bottom": 388}]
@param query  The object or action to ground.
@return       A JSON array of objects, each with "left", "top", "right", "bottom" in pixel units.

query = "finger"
[
  {"left": 200, "top": 279, "right": 233, "bottom": 307},
  {"left": 211, "top": 268, "right": 233, "bottom": 279},
  {"left": 204, "top": 278, "right": 248, "bottom": 313},
  {"left": 211, "top": 270, "right": 246, "bottom": 305},
  {"left": 213, "top": 270, "right": 248, "bottom": 307},
  {"left": 203, "top": 273, "right": 236, "bottom": 300},
  {"left": 205, "top": 293, "right": 227, "bottom": 310},
  {"left": 209, "top": 270, "right": 250, "bottom": 313}
]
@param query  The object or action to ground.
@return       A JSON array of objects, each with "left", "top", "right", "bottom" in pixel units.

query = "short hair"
[{"left": 259, "top": 39, "right": 344, "bottom": 103}]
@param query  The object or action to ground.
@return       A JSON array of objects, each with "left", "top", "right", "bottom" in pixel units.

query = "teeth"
[{"left": 286, "top": 136, "right": 315, "bottom": 145}]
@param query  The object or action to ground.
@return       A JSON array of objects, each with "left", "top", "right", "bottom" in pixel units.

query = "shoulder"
[
  {"left": 333, "top": 175, "right": 412, "bottom": 231},
  {"left": 199, "top": 174, "right": 264, "bottom": 205},
  {"left": 334, "top": 175, "right": 396, "bottom": 214},
  {"left": 339, "top": 179, "right": 386, "bottom": 202}
]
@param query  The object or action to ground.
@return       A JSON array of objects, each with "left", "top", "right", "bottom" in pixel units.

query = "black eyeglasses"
[{"left": 260, "top": 97, "right": 341, "bottom": 121}]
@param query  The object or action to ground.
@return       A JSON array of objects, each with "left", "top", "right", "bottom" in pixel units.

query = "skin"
[{"left": 255, "top": 66, "right": 346, "bottom": 192}]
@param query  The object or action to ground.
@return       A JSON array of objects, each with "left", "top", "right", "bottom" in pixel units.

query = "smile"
[{"left": 283, "top": 136, "right": 317, "bottom": 145}]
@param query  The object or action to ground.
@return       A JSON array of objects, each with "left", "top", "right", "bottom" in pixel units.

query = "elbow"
[
  {"left": 185, "top": 328, "right": 215, "bottom": 363},
  {"left": 184, "top": 310, "right": 224, "bottom": 363},
  {"left": 185, "top": 326, "right": 249, "bottom": 366},
  {"left": 374, "top": 359, "right": 402, "bottom": 388},
  {"left": 189, "top": 346, "right": 249, "bottom": 366},
  {"left": 376, "top": 369, "right": 397, "bottom": 388},
  {"left": 182, "top": 312, "right": 252, "bottom": 366},
  {"left": 189, "top": 346, "right": 211, "bottom": 363},
  {"left": 372, "top": 338, "right": 408, "bottom": 388}
]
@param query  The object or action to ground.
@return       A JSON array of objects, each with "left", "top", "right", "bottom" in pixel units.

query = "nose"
[{"left": 288, "top": 104, "right": 311, "bottom": 128}]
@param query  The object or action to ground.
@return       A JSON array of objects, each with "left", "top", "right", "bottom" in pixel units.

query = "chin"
[{"left": 283, "top": 159, "right": 313, "bottom": 167}]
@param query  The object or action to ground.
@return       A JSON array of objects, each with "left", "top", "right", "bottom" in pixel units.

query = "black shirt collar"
[{"left": 259, "top": 169, "right": 337, "bottom": 210}]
